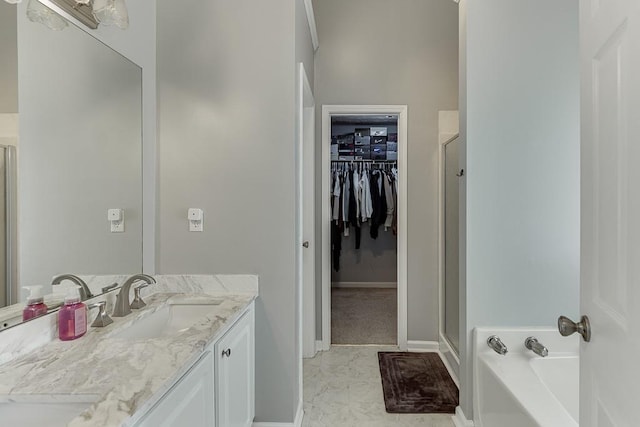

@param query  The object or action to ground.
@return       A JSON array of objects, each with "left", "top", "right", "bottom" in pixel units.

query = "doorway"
[{"left": 320, "top": 105, "right": 408, "bottom": 351}]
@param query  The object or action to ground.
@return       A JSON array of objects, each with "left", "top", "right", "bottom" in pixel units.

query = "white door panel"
[
  {"left": 580, "top": 0, "right": 640, "bottom": 425},
  {"left": 299, "top": 64, "right": 316, "bottom": 358}
]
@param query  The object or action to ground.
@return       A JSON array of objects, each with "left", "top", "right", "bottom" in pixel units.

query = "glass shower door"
[{"left": 444, "top": 137, "right": 460, "bottom": 354}]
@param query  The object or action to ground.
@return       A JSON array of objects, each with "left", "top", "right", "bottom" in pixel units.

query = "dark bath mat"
[{"left": 378, "top": 352, "right": 458, "bottom": 413}]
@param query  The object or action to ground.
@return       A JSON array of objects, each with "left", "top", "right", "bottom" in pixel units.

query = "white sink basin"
[
  {"left": 114, "top": 300, "right": 222, "bottom": 340},
  {"left": 0, "top": 395, "right": 98, "bottom": 427}
]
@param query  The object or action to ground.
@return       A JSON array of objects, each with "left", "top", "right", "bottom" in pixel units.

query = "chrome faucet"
[
  {"left": 487, "top": 335, "right": 508, "bottom": 355},
  {"left": 112, "top": 274, "right": 156, "bottom": 317},
  {"left": 525, "top": 337, "right": 548, "bottom": 357},
  {"left": 51, "top": 274, "right": 94, "bottom": 301}
]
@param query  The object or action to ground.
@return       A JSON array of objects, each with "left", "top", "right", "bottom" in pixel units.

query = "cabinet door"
[
  {"left": 136, "top": 352, "right": 215, "bottom": 427},
  {"left": 215, "top": 306, "right": 255, "bottom": 427}
]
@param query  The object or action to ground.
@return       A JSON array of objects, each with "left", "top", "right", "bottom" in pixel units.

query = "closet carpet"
[{"left": 331, "top": 288, "right": 397, "bottom": 345}]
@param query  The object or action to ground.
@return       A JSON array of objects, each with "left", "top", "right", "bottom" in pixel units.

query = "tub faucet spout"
[
  {"left": 525, "top": 337, "right": 548, "bottom": 357},
  {"left": 487, "top": 335, "right": 508, "bottom": 355}
]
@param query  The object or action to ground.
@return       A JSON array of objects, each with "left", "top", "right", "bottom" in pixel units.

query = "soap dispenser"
[
  {"left": 22, "top": 286, "right": 48, "bottom": 321},
  {"left": 58, "top": 288, "right": 87, "bottom": 341}
]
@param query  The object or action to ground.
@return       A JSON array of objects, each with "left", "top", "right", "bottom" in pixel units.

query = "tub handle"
[{"left": 558, "top": 315, "right": 591, "bottom": 342}]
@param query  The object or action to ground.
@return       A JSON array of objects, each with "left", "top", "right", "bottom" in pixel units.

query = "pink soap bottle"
[
  {"left": 58, "top": 289, "right": 87, "bottom": 341},
  {"left": 22, "top": 286, "right": 48, "bottom": 321}
]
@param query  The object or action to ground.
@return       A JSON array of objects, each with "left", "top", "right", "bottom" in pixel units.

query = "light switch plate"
[
  {"left": 108, "top": 209, "right": 124, "bottom": 233},
  {"left": 188, "top": 208, "right": 203, "bottom": 232}
]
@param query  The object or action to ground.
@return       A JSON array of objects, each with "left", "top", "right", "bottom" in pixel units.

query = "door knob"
[
  {"left": 302, "top": 241, "right": 309, "bottom": 248},
  {"left": 558, "top": 315, "right": 591, "bottom": 342}
]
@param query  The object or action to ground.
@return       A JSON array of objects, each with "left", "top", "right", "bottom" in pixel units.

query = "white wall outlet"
[
  {"left": 188, "top": 208, "right": 203, "bottom": 232},
  {"left": 108, "top": 208, "right": 124, "bottom": 233}
]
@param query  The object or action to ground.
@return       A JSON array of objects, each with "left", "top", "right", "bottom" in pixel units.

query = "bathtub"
[{"left": 473, "top": 327, "right": 579, "bottom": 427}]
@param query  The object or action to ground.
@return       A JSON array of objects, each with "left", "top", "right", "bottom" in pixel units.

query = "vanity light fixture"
[
  {"left": 3, "top": 0, "right": 130, "bottom": 31},
  {"left": 25, "top": 0, "right": 68, "bottom": 30},
  {"left": 39, "top": 0, "right": 99, "bottom": 29}
]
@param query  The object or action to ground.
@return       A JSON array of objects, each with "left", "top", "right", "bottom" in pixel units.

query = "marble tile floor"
[{"left": 303, "top": 346, "right": 456, "bottom": 427}]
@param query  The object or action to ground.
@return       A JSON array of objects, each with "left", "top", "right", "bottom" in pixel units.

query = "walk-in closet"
[{"left": 329, "top": 115, "right": 399, "bottom": 345}]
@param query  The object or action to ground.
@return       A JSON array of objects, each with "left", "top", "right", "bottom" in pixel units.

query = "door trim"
[{"left": 321, "top": 104, "right": 408, "bottom": 351}]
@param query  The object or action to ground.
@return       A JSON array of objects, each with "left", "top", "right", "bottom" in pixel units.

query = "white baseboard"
[
  {"left": 331, "top": 281, "right": 397, "bottom": 289},
  {"left": 253, "top": 400, "right": 303, "bottom": 427},
  {"left": 315, "top": 340, "right": 323, "bottom": 353},
  {"left": 406, "top": 340, "right": 439, "bottom": 352},
  {"left": 452, "top": 406, "right": 474, "bottom": 427}
]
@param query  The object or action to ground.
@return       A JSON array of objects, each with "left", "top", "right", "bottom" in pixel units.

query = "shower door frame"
[
  {"left": 320, "top": 105, "right": 408, "bottom": 351},
  {"left": 438, "top": 134, "right": 461, "bottom": 380}
]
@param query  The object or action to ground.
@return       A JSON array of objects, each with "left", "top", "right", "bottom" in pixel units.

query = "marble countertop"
[{"left": 0, "top": 291, "right": 256, "bottom": 427}]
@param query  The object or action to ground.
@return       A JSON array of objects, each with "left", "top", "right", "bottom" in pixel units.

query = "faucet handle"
[
  {"left": 89, "top": 301, "right": 113, "bottom": 327},
  {"left": 487, "top": 335, "right": 508, "bottom": 355},
  {"left": 525, "top": 336, "right": 549, "bottom": 357},
  {"left": 101, "top": 282, "right": 118, "bottom": 293},
  {"left": 130, "top": 284, "right": 149, "bottom": 309}
]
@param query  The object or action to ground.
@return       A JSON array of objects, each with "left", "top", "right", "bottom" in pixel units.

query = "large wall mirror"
[{"left": 0, "top": 1, "right": 142, "bottom": 319}]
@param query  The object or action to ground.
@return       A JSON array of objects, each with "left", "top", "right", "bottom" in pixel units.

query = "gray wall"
[
  {"left": 313, "top": 0, "right": 459, "bottom": 341},
  {"left": 0, "top": 1, "right": 17, "bottom": 113},
  {"left": 459, "top": 0, "right": 580, "bottom": 417},
  {"left": 17, "top": 6, "right": 143, "bottom": 293},
  {"left": 158, "top": 0, "right": 311, "bottom": 422}
]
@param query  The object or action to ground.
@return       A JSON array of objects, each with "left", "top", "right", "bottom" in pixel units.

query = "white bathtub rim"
[{"left": 473, "top": 327, "right": 579, "bottom": 427}]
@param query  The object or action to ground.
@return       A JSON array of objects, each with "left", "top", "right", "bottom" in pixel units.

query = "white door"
[
  {"left": 298, "top": 64, "right": 316, "bottom": 358},
  {"left": 580, "top": 1, "right": 640, "bottom": 425}
]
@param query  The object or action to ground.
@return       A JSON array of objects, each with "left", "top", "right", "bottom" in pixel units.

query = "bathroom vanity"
[
  {"left": 0, "top": 275, "right": 257, "bottom": 427},
  {"left": 134, "top": 301, "right": 255, "bottom": 427}
]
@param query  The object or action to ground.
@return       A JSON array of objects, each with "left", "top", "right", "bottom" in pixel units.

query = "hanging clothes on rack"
[
  {"left": 383, "top": 170, "right": 394, "bottom": 231},
  {"left": 369, "top": 169, "right": 387, "bottom": 239},
  {"left": 330, "top": 161, "right": 398, "bottom": 271},
  {"left": 358, "top": 166, "right": 373, "bottom": 223},
  {"left": 391, "top": 166, "right": 398, "bottom": 235},
  {"left": 347, "top": 168, "right": 360, "bottom": 249},
  {"left": 342, "top": 165, "right": 350, "bottom": 237},
  {"left": 331, "top": 169, "right": 344, "bottom": 272}
]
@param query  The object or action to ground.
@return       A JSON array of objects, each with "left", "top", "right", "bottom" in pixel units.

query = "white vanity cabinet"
[
  {"left": 135, "top": 351, "right": 215, "bottom": 427},
  {"left": 214, "top": 306, "right": 255, "bottom": 427},
  {"left": 133, "top": 303, "right": 255, "bottom": 427}
]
